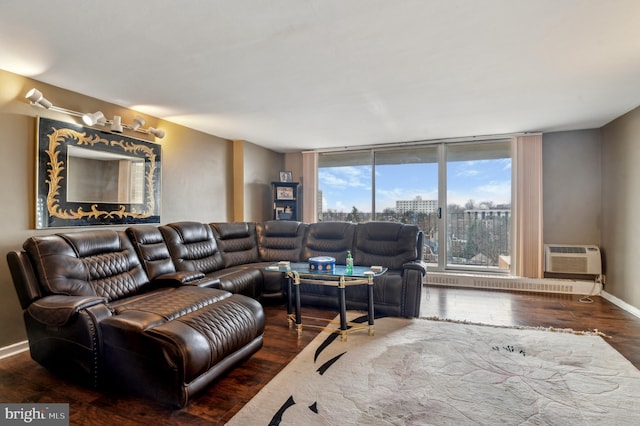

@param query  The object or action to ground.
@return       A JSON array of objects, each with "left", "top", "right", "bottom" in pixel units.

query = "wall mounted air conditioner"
[{"left": 544, "top": 244, "right": 602, "bottom": 275}]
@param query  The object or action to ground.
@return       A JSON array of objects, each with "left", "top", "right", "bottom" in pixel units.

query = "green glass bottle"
[{"left": 346, "top": 250, "right": 353, "bottom": 274}]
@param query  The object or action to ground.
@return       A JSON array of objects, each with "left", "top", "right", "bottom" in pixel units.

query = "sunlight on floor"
[{"left": 421, "top": 285, "right": 515, "bottom": 326}]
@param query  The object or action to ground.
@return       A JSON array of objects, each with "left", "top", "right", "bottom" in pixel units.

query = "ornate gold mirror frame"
[{"left": 36, "top": 117, "right": 161, "bottom": 228}]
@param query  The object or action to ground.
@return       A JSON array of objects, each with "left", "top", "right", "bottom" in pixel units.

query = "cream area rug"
[{"left": 227, "top": 315, "right": 640, "bottom": 425}]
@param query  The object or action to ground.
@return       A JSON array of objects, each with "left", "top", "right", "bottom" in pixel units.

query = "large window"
[
  {"left": 317, "top": 151, "right": 373, "bottom": 222},
  {"left": 318, "top": 140, "right": 512, "bottom": 273},
  {"left": 445, "top": 142, "right": 511, "bottom": 271}
]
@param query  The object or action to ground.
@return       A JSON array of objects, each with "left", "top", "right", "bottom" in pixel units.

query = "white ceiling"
[{"left": 2, "top": 0, "right": 640, "bottom": 152}]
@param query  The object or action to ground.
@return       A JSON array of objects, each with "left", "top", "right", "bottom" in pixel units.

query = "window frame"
[{"left": 314, "top": 138, "right": 515, "bottom": 274}]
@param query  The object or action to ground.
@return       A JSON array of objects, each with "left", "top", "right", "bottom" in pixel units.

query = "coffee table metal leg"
[
  {"left": 368, "top": 280, "right": 375, "bottom": 336},
  {"left": 286, "top": 274, "right": 293, "bottom": 328},
  {"left": 293, "top": 272, "right": 302, "bottom": 338},
  {"left": 339, "top": 277, "right": 347, "bottom": 341}
]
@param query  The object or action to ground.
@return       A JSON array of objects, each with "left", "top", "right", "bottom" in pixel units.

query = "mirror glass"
[{"left": 67, "top": 146, "right": 145, "bottom": 204}]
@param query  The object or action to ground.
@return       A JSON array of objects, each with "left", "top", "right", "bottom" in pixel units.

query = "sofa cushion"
[
  {"left": 109, "top": 286, "right": 232, "bottom": 329},
  {"left": 160, "top": 222, "right": 225, "bottom": 273},
  {"left": 301, "top": 221, "right": 356, "bottom": 264},
  {"left": 353, "top": 222, "right": 420, "bottom": 270},
  {"left": 345, "top": 271, "right": 404, "bottom": 316},
  {"left": 23, "top": 230, "right": 150, "bottom": 302},
  {"left": 256, "top": 220, "right": 308, "bottom": 262},
  {"left": 199, "top": 265, "right": 263, "bottom": 298},
  {"left": 210, "top": 222, "right": 260, "bottom": 267},
  {"left": 126, "top": 225, "right": 176, "bottom": 280}
]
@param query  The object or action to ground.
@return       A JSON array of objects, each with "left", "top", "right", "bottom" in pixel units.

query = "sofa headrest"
[
  {"left": 360, "top": 221, "right": 406, "bottom": 240},
  {"left": 167, "top": 221, "right": 213, "bottom": 243},
  {"left": 211, "top": 222, "right": 252, "bottom": 239},
  {"left": 262, "top": 220, "right": 305, "bottom": 237},
  {"left": 126, "top": 225, "right": 165, "bottom": 245},
  {"left": 59, "top": 230, "right": 122, "bottom": 257},
  {"left": 307, "top": 221, "right": 355, "bottom": 239}
]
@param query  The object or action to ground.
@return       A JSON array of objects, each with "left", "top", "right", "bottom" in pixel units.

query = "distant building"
[
  {"left": 317, "top": 189, "right": 323, "bottom": 217},
  {"left": 463, "top": 208, "right": 511, "bottom": 219},
  {"left": 396, "top": 196, "right": 438, "bottom": 214}
]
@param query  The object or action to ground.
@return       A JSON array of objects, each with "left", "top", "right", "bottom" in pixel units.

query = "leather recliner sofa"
[
  {"left": 7, "top": 220, "right": 426, "bottom": 407},
  {"left": 155, "top": 220, "right": 425, "bottom": 317},
  {"left": 7, "top": 229, "right": 265, "bottom": 407},
  {"left": 299, "top": 221, "right": 425, "bottom": 317}
]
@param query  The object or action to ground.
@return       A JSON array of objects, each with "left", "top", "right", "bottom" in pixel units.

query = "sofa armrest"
[
  {"left": 402, "top": 260, "right": 427, "bottom": 275},
  {"left": 154, "top": 271, "right": 204, "bottom": 285},
  {"left": 27, "top": 295, "right": 107, "bottom": 327},
  {"left": 153, "top": 271, "right": 221, "bottom": 288}
]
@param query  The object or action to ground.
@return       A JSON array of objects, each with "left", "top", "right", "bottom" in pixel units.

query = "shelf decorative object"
[
  {"left": 275, "top": 186, "right": 295, "bottom": 200},
  {"left": 279, "top": 171, "right": 293, "bottom": 182}
]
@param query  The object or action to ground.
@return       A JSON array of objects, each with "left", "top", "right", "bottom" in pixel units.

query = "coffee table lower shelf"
[{"left": 286, "top": 312, "right": 374, "bottom": 341}]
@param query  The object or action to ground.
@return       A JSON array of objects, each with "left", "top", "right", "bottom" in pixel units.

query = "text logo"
[{"left": 1, "top": 404, "right": 68, "bottom": 425}]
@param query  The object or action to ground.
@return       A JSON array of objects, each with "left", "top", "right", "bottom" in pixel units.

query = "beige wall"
[
  {"left": 0, "top": 69, "right": 280, "bottom": 347},
  {"left": 244, "top": 141, "right": 284, "bottom": 221},
  {"left": 284, "top": 152, "right": 304, "bottom": 219},
  {"left": 602, "top": 105, "right": 640, "bottom": 308},
  {"left": 542, "top": 130, "right": 602, "bottom": 246}
]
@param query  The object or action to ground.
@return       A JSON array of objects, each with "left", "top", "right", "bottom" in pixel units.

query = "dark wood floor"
[{"left": 1, "top": 286, "right": 640, "bottom": 425}]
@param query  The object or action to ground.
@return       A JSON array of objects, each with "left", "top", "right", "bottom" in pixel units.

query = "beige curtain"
[
  {"left": 513, "top": 134, "right": 543, "bottom": 278},
  {"left": 301, "top": 151, "right": 318, "bottom": 223}
]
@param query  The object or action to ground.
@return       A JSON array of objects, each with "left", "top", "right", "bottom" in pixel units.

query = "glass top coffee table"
[{"left": 266, "top": 262, "right": 387, "bottom": 341}]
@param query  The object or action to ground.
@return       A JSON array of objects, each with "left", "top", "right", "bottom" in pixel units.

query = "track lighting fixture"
[
  {"left": 25, "top": 88, "right": 52, "bottom": 109},
  {"left": 148, "top": 127, "right": 165, "bottom": 139},
  {"left": 131, "top": 116, "right": 145, "bottom": 131},
  {"left": 111, "top": 115, "right": 123, "bottom": 133},
  {"left": 82, "top": 111, "right": 105, "bottom": 126},
  {"left": 25, "top": 88, "right": 165, "bottom": 139}
]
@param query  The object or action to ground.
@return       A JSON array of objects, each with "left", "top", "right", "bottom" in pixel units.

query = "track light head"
[
  {"left": 82, "top": 111, "right": 105, "bottom": 126},
  {"left": 25, "top": 88, "right": 52, "bottom": 109},
  {"left": 131, "top": 116, "right": 145, "bottom": 131},
  {"left": 110, "top": 115, "right": 123, "bottom": 133},
  {"left": 25, "top": 88, "right": 42, "bottom": 103},
  {"left": 148, "top": 127, "right": 165, "bottom": 139}
]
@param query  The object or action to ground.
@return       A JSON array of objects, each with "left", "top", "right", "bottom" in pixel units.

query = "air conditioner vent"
[
  {"left": 544, "top": 244, "right": 601, "bottom": 275},
  {"left": 548, "top": 246, "right": 586, "bottom": 254},
  {"left": 549, "top": 256, "right": 587, "bottom": 273}
]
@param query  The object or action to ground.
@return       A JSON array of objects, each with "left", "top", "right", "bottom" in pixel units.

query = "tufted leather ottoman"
[{"left": 100, "top": 285, "right": 265, "bottom": 407}]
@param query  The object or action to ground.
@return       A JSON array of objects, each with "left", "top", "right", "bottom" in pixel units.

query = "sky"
[{"left": 319, "top": 158, "right": 512, "bottom": 213}]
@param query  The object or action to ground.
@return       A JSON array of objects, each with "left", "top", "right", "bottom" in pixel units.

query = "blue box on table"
[{"left": 308, "top": 256, "right": 336, "bottom": 272}]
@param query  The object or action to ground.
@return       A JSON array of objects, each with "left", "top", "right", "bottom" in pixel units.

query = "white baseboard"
[
  {"left": 0, "top": 340, "right": 29, "bottom": 360},
  {"left": 425, "top": 272, "right": 602, "bottom": 295},
  {"left": 601, "top": 290, "right": 640, "bottom": 319}
]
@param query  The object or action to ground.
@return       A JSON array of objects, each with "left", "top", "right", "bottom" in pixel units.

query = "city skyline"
[{"left": 319, "top": 158, "right": 511, "bottom": 213}]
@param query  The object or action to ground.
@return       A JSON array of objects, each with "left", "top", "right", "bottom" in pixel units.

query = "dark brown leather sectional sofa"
[{"left": 7, "top": 220, "right": 426, "bottom": 407}]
